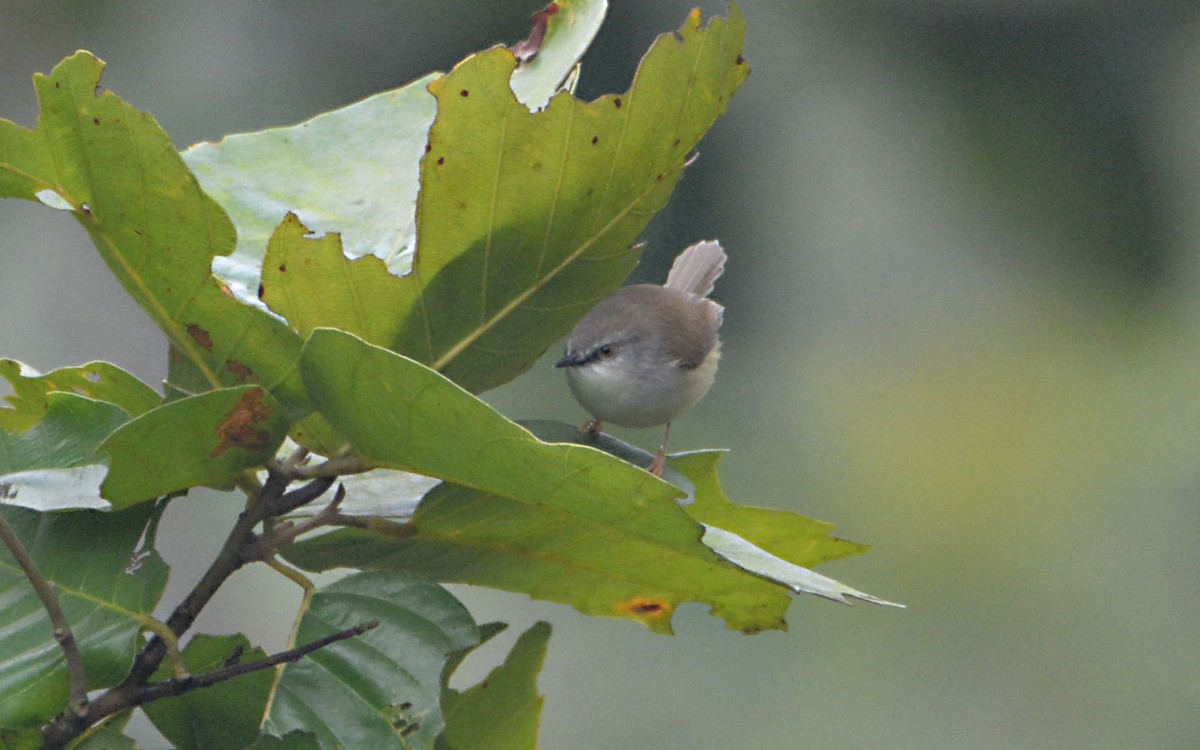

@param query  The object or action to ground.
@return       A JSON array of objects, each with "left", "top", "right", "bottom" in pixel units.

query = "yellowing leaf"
[
  {"left": 0, "top": 53, "right": 308, "bottom": 414},
  {"left": 260, "top": 7, "right": 749, "bottom": 393}
]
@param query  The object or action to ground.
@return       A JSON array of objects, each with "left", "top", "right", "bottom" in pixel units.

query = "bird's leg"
[
  {"left": 580, "top": 418, "right": 603, "bottom": 437},
  {"left": 648, "top": 422, "right": 672, "bottom": 476}
]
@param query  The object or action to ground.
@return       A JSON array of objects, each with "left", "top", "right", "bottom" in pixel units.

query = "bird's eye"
[{"left": 598, "top": 344, "right": 614, "bottom": 358}]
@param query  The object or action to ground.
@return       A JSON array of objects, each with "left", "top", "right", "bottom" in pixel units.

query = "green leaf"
[
  {"left": 517, "top": 419, "right": 696, "bottom": 493},
  {"left": 0, "top": 727, "right": 43, "bottom": 750},
  {"left": 300, "top": 328, "right": 682, "bottom": 512},
  {"left": 259, "top": 213, "right": 410, "bottom": 345},
  {"left": 99, "top": 386, "right": 288, "bottom": 507},
  {"left": 671, "top": 451, "right": 869, "bottom": 568},
  {"left": 253, "top": 7, "right": 748, "bottom": 394},
  {"left": 523, "top": 427, "right": 900, "bottom": 607},
  {"left": 0, "top": 359, "right": 159, "bottom": 432},
  {"left": 439, "top": 622, "right": 551, "bottom": 750},
  {"left": 245, "top": 732, "right": 322, "bottom": 750},
  {"left": 0, "top": 52, "right": 308, "bottom": 414},
  {"left": 142, "top": 634, "right": 273, "bottom": 750},
  {"left": 264, "top": 571, "right": 479, "bottom": 750},
  {"left": 0, "top": 393, "right": 131, "bottom": 512},
  {"left": 289, "top": 330, "right": 796, "bottom": 634},
  {"left": 64, "top": 723, "right": 137, "bottom": 750},
  {"left": 0, "top": 504, "right": 168, "bottom": 728},
  {"left": 402, "top": 6, "right": 749, "bottom": 392},
  {"left": 669, "top": 453, "right": 900, "bottom": 606},
  {"left": 180, "top": 0, "right": 606, "bottom": 304},
  {"left": 184, "top": 74, "right": 435, "bottom": 300}
]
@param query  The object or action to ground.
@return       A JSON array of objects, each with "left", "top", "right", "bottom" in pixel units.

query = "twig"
[
  {"left": 129, "top": 620, "right": 379, "bottom": 708},
  {"left": 0, "top": 515, "right": 89, "bottom": 717},
  {"left": 280, "top": 445, "right": 311, "bottom": 472},
  {"left": 43, "top": 466, "right": 338, "bottom": 748},
  {"left": 288, "top": 451, "right": 370, "bottom": 480},
  {"left": 267, "top": 475, "right": 338, "bottom": 517},
  {"left": 265, "top": 484, "right": 347, "bottom": 551}
]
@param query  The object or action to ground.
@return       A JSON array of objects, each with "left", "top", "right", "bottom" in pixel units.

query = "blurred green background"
[{"left": 3, "top": 1, "right": 1199, "bottom": 748}]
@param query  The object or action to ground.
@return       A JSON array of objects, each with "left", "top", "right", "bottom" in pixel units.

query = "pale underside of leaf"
[
  {"left": 184, "top": 0, "right": 608, "bottom": 310},
  {"left": 701, "top": 525, "right": 904, "bottom": 608}
]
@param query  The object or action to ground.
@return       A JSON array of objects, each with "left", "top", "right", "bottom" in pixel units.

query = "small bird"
[{"left": 556, "top": 240, "right": 726, "bottom": 476}]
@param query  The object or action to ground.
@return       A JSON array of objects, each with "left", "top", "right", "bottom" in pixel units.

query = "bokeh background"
[{"left": 3, "top": 1, "right": 1199, "bottom": 748}]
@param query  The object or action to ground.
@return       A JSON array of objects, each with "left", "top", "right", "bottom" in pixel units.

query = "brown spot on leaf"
[
  {"left": 225, "top": 359, "right": 255, "bottom": 383},
  {"left": 736, "top": 54, "right": 745, "bottom": 65},
  {"left": 460, "top": 89, "right": 469, "bottom": 97},
  {"left": 437, "top": 156, "right": 445, "bottom": 166},
  {"left": 424, "top": 143, "right": 432, "bottom": 153},
  {"left": 257, "top": 283, "right": 265, "bottom": 299},
  {"left": 92, "top": 117, "right": 100, "bottom": 125},
  {"left": 615, "top": 596, "right": 672, "bottom": 620},
  {"left": 510, "top": 2, "right": 560, "bottom": 63},
  {"left": 186, "top": 323, "right": 214, "bottom": 352},
  {"left": 613, "top": 97, "right": 623, "bottom": 109},
  {"left": 211, "top": 389, "right": 274, "bottom": 458},
  {"left": 591, "top": 135, "right": 599, "bottom": 145},
  {"left": 278, "top": 263, "right": 287, "bottom": 273}
]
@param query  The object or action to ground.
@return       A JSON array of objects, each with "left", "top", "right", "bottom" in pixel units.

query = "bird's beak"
[{"left": 556, "top": 352, "right": 584, "bottom": 368}]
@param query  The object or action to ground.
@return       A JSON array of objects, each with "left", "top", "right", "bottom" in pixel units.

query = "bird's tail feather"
[{"left": 664, "top": 240, "right": 726, "bottom": 297}]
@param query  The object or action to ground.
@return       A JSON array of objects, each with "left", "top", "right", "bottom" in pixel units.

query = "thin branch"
[
  {"left": 0, "top": 515, "right": 89, "bottom": 717},
  {"left": 288, "top": 452, "right": 371, "bottom": 480},
  {"left": 265, "top": 484, "right": 347, "bottom": 551},
  {"left": 129, "top": 619, "right": 379, "bottom": 708},
  {"left": 280, "top": 445, "right": 311, "bottom": 473},
  {"left": 43, "top": 464, "right": 343, "bottom": 748},
  {"left": 267, "top": 475, "right": 338, "bottom": 517}
]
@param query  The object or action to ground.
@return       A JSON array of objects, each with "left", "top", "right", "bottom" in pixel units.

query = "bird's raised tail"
[{"left": 664, "top": 240, "right": 727, "bottom": 298}]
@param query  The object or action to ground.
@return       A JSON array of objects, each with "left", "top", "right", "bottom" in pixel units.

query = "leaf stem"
[
  {"left": 260, "top": 558, "right": 316, "bottom": 723},
  {"left": 135, "top": 615, "right": 189, "bottom": 679},
  {"left": 0, "top": 515, "right": 89, "bottom": 718}
]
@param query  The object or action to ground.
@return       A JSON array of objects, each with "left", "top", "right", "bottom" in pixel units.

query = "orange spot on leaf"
[
  {"left": 211, "top": 389, "right": 274, "bottom": 458},
  {"left": 615, "top": 596, "right": 672, "bottom": 620}
]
